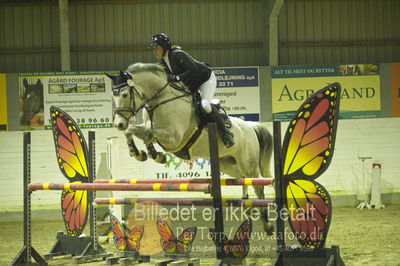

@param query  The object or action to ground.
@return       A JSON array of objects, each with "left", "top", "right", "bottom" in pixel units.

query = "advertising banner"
[
  {"left": 213, "top": 67, "right": 260, "bottom": 121},
  {"left": 0, "top": 74, "right": 7, "bottom": 131},
  {"left": 391, "top": 63, "right": 400, "bottom": 117},
  {"left": 143, "top": 152, "right": 227, "bottom": 181},
  {"left": 17, "top": 67, "right": 259, "bottom": 130},
  {"left": 18, "top": 72, "right": 114, "bottom": 130},
  {"left": 272, "top": 64, "right": 381, "bottom": 120}
]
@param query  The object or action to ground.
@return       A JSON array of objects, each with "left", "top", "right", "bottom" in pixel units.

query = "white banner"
[
  {"left": 213, "top": 67, "right": 260, "bottom": 121},
  {"left": 43, "top": 73, "right": 113, "bottom": 128},
  {"left": 19, "top": 72, "right": 114, "bottom": 129}
]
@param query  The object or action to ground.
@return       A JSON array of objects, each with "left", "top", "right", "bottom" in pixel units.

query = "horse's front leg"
[
  {"left": 124, "top": 128, "right": 147, "bottom": 161},
  {"left": 143, "top": 127, "right": 179, "bottom": 164},
  {"left": 127, "top": 125, "right": 166, "bottom": 164},
  {"left": 145, "top": 143, "right": 167, "bottom": 164}
]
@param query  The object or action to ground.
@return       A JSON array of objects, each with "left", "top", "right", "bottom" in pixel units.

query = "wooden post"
[
  {"left": 24, "top": 132, "right": 32, "bottom": 263},
  {"left": 88, "top": 130, "right": 97, "bottom": 252},
  {"left": 208, "top": 123, "right": 225, "bottom": 262},
  {"left": 273, "top": 121, "right": 285, "bottom": 250},
  {"left": 12, "top": 132, "right": 47, "bottom": 265}
]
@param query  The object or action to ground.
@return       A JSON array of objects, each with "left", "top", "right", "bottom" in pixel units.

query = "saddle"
[{"left": 172, "top": 93, "right": 232, "bottom": 160}]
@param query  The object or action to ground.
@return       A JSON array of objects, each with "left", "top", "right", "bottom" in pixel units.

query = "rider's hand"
[{"left": 167, "top": 74, "right": 180, "bottom": 82}]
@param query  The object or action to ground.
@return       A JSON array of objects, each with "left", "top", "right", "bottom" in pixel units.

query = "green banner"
[{"left": 272, "top": 64, "right": 381, "bottom": 120}]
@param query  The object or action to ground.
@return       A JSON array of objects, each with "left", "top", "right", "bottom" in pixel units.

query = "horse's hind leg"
[
  {"left": 220, "top": 158, "right": 249, "bottom": 199},
  {"left": 235, "top": 158, "right": 275, "bottom": 235},
  {"left": 253, "top": 185, "right": 274, "bottom": 235}
]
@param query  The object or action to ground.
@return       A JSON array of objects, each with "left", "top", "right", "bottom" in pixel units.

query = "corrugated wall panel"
[
  {"left": 0, "top": 7, "right": 14, "bottom": 71},
  {"left": 0, "top": 4, "right": 60, "bottom": 72},
  {"left": 279, "top": 0, "right": 400, "bottom": 65},
  {"left": 0, "top": 1, "right": 265, "bottom": 72},
  {"left": 1, "top": 0, "right": 399, "bottom": 72}
]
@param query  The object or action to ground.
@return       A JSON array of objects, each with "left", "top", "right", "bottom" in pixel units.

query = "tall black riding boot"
[{"left": 208, "top": 106, "right": 234, "bottom": 147}]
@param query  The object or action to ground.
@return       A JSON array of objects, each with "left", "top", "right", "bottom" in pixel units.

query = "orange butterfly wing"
[
  {"left": 50, "top": 106, "right": 89, "bottom": 183},
  {"left": 127, "top": 225, "right": 145, "bottom": 251},
  {"left": 176, "top": 227, "right": 197, "bottom": 254},
  {"left": 61, "top": 186, "right": 88, "bottom": 236},
  {"left": 156, "top": 216, "right": 197, "bottom": 255},
  {"left": 156, "top": 216, "right": 177, "bottom": 254},
  {"left": 231, "top": 219, "right": 252, "bottom": 258},
  {"left": 50, "top": 106, "right": 89, "bottom": 236},
  {"left": 110, "top": 214, "right": 127, "bottom": 250},
  {"left": 210, "top": 219, "right": 252, "bottom": 258},
  {"left": 209, "top": 230, "right": 230, "bottom": 257},
  {"left": 281, "top": 83, "right": 341, "bottom": 249}
]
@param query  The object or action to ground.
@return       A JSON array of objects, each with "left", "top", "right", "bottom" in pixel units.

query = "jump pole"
[
  {"left": 12, "top": 132, "right": 47, "bottom": 266},
  {"left": 28, "top": 182, "right": 211, "bottom": 192},
  {"left": 94, "top": 177, "right": 273, "bottom": 186},
  {"left": 94, "top": 198, "right": 275, "bottom": 207}
]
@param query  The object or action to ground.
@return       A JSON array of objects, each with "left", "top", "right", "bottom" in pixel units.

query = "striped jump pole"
[
  {"left": 28, "top": 182, "right": 210, "bottom": 192},
  {"left": 94, "top": 177, "right": 274, "bottom": 186},
  {"left": 94, "top": 198, "right": 275, "bottom": 207}
]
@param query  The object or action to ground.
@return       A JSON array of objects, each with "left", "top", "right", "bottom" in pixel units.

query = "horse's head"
[
  {"left": 21, "top": 79, "right": 44, "bottom": 126},
  {"left": 106, "top": 71, "right": 140, "bottom": 130}
]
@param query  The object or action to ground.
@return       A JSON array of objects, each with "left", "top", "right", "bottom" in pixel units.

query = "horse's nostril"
[{"left": 118, "top": 123, "right": 124, "bottom": 129}]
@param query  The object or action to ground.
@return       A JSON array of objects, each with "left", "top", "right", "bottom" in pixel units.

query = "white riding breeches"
[{"left": 199, "top": 71, "right": 217, "bottom": 114}]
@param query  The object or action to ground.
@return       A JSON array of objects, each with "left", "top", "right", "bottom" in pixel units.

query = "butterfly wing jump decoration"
[
  {"left": 50, "top": 106, "right": 89, "bottom": 236},
  {"left": 209, "top": 219, "right": 252, "bottom": 258},
  {"left": 110, "top": 214, "right": 144, "bottom": 251},
  {"left": 156, "top": 215, "right": 197, "bottom": 255},
  {"left": 281, "top": 83, "right": 341, "bottom": 249}
]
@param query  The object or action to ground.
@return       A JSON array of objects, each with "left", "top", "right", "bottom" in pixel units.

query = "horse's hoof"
[
  {"left": 137, "top": 150, "right": 148, "bottom": 161},
  {"left": 263, "top": 222, "right": 275, "bottom": 236},
  {"left": 155, "top": 153, "right": 166, "bottom": 164}
]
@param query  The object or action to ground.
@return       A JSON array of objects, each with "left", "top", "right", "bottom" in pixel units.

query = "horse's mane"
[{"left": 126, "top": 63, "right": 166, "bottom": 77}]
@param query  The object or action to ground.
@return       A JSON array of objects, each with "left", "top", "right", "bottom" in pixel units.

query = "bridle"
[
  {"left": 112, "top": 83, "right": 142, "bottom": 122},
  {"left": 112, "top": 77, "right": 193, "bottom": 124}
]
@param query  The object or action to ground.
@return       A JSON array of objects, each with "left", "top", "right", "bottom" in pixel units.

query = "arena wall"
[{"left": 0, "top": 118, "right": 399, "bottom": 212}]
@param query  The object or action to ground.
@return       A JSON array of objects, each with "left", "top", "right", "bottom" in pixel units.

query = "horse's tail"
[{"left": 253, "top": 123, "right": 273, "bottom": 178}]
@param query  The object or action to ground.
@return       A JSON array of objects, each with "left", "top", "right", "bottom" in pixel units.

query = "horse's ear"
[
  {"left": 105, "top": 73, "right": 117, "bottom": 80},
  {"left": 23, "top": 78, "right": 29, "bottom": 88},
  {"left": 36, "top": 79, "right": 42, "bottom": 86}
]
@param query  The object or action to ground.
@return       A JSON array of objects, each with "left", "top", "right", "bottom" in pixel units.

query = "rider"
[{"left": 150, "top": 33, "right": 234, "bottom": 147}]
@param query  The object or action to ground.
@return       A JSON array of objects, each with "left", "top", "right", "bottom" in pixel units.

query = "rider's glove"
[{"left": 167, "top": 74, "right": 180, "bottom": 82}]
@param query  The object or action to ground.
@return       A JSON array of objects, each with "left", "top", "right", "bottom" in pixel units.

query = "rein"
[
  {"left": 145, "top": 82, "right": 193, "bottom": 118},
  {"left": 113, "top": 80, "right": 194, "bottom": 125}
]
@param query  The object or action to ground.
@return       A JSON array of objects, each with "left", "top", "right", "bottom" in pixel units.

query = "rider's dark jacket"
[{"left": 159, "top": 49, "right": 212, "bottom": 93}]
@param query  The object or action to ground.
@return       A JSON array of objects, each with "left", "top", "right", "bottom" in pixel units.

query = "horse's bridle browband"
[{"left": 113, "top": 79, "right": 193, "bottom": 124}]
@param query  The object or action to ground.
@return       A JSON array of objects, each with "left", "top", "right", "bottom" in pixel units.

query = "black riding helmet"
[{"left": 150, "top": 33, "right": 171, "bottom": 52}]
